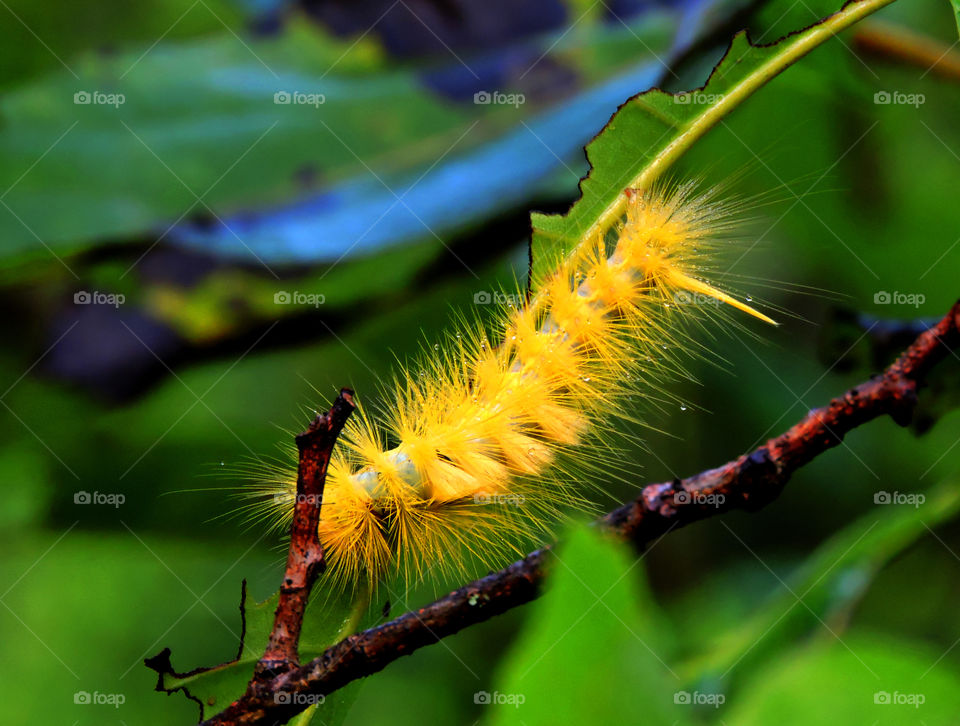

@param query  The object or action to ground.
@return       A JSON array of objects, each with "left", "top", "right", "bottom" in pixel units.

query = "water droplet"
[
  {"left": 746, "top": 294, "right": 753, "bottom": 302},
  {"left": 220, "top": 461, "right": 225, "bottom": 466},
  {"left": 434, "top": 344, "right": 440, "bottom": 350},
  {"left": 679, "top": 404, "right": 687, "bottom": 412}
]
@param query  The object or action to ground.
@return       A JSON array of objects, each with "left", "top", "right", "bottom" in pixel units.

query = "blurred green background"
[{"left": 1, "top": 0, "right": 959, "bottom": 723}]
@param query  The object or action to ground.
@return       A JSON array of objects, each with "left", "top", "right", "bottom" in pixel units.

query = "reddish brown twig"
[
  {"left": 198, "top": 300, "right": 958, "bottom": 726},
  {"left": 854, "top": 20, "right": 960, "bottom": 83},
  {"left": 255, "top": 388, "right": 355, "bottom": 676},
  {"left": 602, "top": 300, "right": 959, "bottom": 541}
]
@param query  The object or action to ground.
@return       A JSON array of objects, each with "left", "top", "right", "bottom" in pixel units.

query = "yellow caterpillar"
[{"left": 253, "top": 181, "right": 776, "bottom": 593}]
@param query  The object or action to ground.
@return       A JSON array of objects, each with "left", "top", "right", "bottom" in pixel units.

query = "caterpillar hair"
[{"left": 249, "top": 180, "right": 777, "bottom": 594}]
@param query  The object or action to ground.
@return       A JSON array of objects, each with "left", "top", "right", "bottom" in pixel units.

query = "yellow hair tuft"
[{"left": 252, "top": 181, "right": 776, "bottom": 594}]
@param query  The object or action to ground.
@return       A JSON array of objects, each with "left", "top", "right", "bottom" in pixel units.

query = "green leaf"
[
  {"left": 951, "top": 0, "right": 960, "bottom": 40},
  {"left": 724, "top": 634, "right": 960, "bottom": 725},
  {"left": 0, "top": 12, "right": 686, "bottom": 268},
  {"left": 680, "top": 478, "right": 960, "bottom": 686},
  {"left": 482, "top": 522, "right": 693, "bottom": 726},
  {"left": 0, "top": 0, "right": 245, "bottom": 88},
  {"left": 529, "top": 0, "right": 898, "bottom": 287},
  {"left": 0, "top": 20, "right": 452, "bottom": 266},
  {"left": 146, "top": 582, "right": 369, "bottom": 723}
]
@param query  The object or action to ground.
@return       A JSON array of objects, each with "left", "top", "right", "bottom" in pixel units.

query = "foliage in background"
[{"left": 1, "top": 0, "right": 959, "bottom": 724}]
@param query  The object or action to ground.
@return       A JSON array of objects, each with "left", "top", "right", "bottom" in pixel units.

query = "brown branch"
[
  {"left": 255, "top": 388, "right": 355, "bottom": 676},
  {"left": 853, "top": 20, "right": 960, "bottom": 83},
  {"left": 202, "top": 300, "right": 959, "bottom": 726}
]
